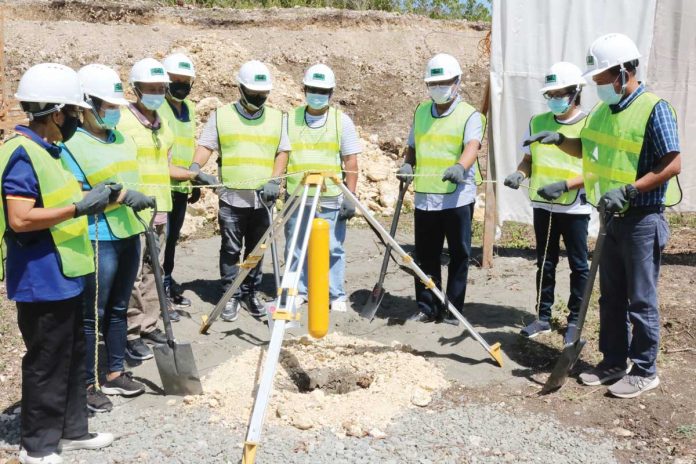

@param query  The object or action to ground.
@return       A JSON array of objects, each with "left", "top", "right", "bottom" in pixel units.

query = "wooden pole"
[{"left": 481, "top": 78, "right": 495, "bottom": 268}]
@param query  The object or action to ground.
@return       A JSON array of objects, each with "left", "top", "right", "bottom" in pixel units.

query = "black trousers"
[
  {"left": 17, "top": 295, "right": 88, "bottom": 456},
  {"left": 414, "top": 203, "right": 473, "bottom": 317},
  {"left": 163, "top": 190, "right": 189, "bottom": 285}
]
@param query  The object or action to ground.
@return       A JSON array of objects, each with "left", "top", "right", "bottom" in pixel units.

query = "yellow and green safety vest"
[
  {"left": 118, "top": 107, "right": 174, "bottom": 212},
  {"left": 287, "top": 106, "right": 342, "bottom": 197},
  {"left": 413, "top": 100, "right": 484, "bottom": 194},
  {"left": 0, "top": 136, "right": 94, "bottom": 280},
  {"left": 217, "top": 104, "right": 282, "bottom": 190},
  {"left": 581, "top": 92, "right": 682, "bottom": 208},
  {"left": 528, "top": 112, "right": 586, "bottom": 205},
  {"left": 64, "top": 130, "right": 145, "bottom": 239},
  {"left": 159, "top": 99, "right": 196, "bottom": 194}
]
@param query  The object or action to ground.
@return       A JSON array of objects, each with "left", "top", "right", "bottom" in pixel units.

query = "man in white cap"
[
  {"left": 397, "top": 53, "right": 485, "bottom": 325},
  {"left": 284, "top": 63, "right": 361, "bottom": 312},
  {"left": 0, "top": 63, "right": 115, "bottom": 463},
  {"left": 191, "top": 60, "right": 289, "bottom": 322},
  {"left": 525, "top": 33, "right": 682, "bottom": 398},
  {"left": 504, "top": 61, "right": 590, "bottom": 344}
]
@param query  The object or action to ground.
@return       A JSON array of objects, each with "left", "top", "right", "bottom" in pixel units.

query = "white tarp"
[{"left": 489, "top": 0, "right": 691, "bottom": 229}]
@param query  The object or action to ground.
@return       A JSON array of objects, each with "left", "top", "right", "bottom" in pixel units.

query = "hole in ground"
[{"left": 279, "top": 354, "right": 374, "bottom": 395}]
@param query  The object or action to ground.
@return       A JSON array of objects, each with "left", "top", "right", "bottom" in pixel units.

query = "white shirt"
[
  {"left": 198, "top": 102, "right": 291, "bottom": 209},
  {"left": 520, "top": 110, "right": 592, "bottom": 215},
  {"left": 407, "top": 97, "right": 484, "bottom": 211}
]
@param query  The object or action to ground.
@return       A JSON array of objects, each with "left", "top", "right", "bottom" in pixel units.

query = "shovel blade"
[
  {"left": 360, "top": 284, "right": 386, "bottom": 321},
  {"left": 541, "top": 339, "right": 587, "bottom": 394},
  {"left": 153, "top": 341, "right": 204, "bottom": 396}
]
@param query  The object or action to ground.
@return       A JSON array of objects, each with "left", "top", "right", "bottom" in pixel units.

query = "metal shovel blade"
[
  {"left": 153, "top": 341, "right": 203, "bottom": 396},
  {"left": 360, "top": 283, "right": 386, "bottom": 321},
  {"left": 541, "top": 338, "right": 587, "bottom": 394}
]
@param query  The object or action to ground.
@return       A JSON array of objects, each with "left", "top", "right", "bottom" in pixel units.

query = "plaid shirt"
[{"left": 610, "top": 84, "right": 680, "bottom": 207}]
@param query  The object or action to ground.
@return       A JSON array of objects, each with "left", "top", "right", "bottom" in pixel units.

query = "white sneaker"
[
  {"left": 19, "top": 450, "right": 63, "bottom": 464},
  {"left": 58, "top": 432, "right": 114, "bottom": 452},
  {"left": 331, "top": 300, "right": 348, "bottom": 312}
]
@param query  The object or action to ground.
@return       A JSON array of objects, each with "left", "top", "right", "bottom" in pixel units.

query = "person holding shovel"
[
  {"left": 504, "top": 61, "right": 590, "bottom": 344},
  {"left": 524, "top": 33, "right": 682, "bottom": 398}
]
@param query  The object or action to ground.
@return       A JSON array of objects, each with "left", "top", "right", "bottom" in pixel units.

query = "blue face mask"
[
  {"left": 547, "top": 96, "right": 571, "bottom": 116},
  {"left": 141, "top": 93, "right": 165, "bottom": 111},
  {"left": 100, "top": 108, "right": 121, "bottom": 129},
  {"left": 597, "top": 83, "right": 623, "bottom": 105},
  {"left": 306, "top": 92, "right": 330, "bottom": 110}
]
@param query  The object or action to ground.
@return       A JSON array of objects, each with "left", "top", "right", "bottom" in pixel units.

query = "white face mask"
[{"left": 428, "top": 83, "right": 457, "bottom": 104}]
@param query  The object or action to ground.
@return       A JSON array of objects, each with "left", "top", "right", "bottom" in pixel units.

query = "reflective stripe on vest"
[
  {"left": 413, "top": 100, "right": 484, "bottom": 194},
  {"left": 159, "top": 99, "right": 196, "bottom": 194},
  {"left": 64, "top": 130, "right": 145, "bottom": 238},
  {"left": 286, "top": 106, "right": 342, "bottom": 197},
  {"left": 118, "top": 107, "right": 174, "bottom": 212},
  {"left": 581, "top": 92, "right": 682, "bottom": 207},
  {"left": 528, "top": 112, "right": 585, "bottom": 206},
  {"left": 0, "top": 136, "right": 94, "bottom": 279},
  {"left": 217, "top": 104, "right": 282, "bottom": 190}
]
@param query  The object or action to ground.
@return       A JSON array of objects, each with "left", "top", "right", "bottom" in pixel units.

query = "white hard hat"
[
  {"left": 303, "top": 64, "right": 336, "bottom": 89},
  {"left": 129, "top": 58, "right": 170, "bottom": 84},
  {"left": 539, "top": 62, "right": 586, "bottom": 93},
  {"left": 78, "top": 64, "right": 129, "bottom": 106},
  {"left": 15, "top": 63, "right": 90, "bottom": 110},
  {"left": 424, "top": 53, "right": 462, "bottom": 83},
  {"left": 163, "top": 53, "right": 196, "bottom": 78},
  {"left": 236, "top": 60, "right": 273, "bottom": 92},
  {"left": 583, "top": 33, "right": 641, "bottom": 78}
]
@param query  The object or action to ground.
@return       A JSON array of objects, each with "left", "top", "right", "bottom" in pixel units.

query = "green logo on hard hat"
[
  {"left": 545, "top": 74, "right": 557, "bottom": 84},
  {"left": 431, "top": 67, "right": 444, "bottom": 76},
  {"left": 151, "top": 67, "right": 165, "bottom": 75},
  {"left": 586, "top": 55, "right": 595, "bottom": 66},
  {"left": 179, "top": 62, "right": 191, "bottom": 70},
  {"left": 312, "top": 73, "right": 326, "bottom": 80},
  {"left": 254, "top": 74, "right": 267, "bottom": 82},
  {"left": 114, "top": 83, "right": 123, "bottom": 92}
]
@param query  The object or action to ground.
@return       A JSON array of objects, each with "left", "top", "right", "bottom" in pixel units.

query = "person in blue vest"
[
  {"left": 60, "top": 64, "right": 154, "bottom": 413},
  {"left": 524, "top": 33, "right": 682, "bottom": 398},
  {"left": 0, "top": 63, "right": 115, "bottom": 464}
]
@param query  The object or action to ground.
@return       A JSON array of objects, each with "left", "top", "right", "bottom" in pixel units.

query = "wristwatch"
[{"left": 624, "top": 184, "right": 639, "bottom": 199}]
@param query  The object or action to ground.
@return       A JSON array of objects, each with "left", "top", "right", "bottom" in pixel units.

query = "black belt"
[{"left": 612, "top": 205, "right": 664, "bottom": 217}]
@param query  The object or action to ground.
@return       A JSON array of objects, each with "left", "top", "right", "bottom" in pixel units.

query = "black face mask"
[
  {"left": 169, "top": 82, "right": 192, "bottom": 101},
  {"left": 240, "top": 87, "right": 268, "bottom": 111},
  {"left": 57, "top": 114, "right": 80, "bottom": 142}
]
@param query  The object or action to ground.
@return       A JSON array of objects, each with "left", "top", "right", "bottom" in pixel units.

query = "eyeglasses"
[{"left": 542, "top": 92, "right": 574, "bottom": 100}]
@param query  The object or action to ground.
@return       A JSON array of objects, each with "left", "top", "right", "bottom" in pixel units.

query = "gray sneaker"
[
  {"left": 579, "top": 362, "right": 632, "bottom": 386},
  {"left": 221, "top": 299, "right": 240, "bottom": 322},
  {"left": 608, "top": 374, "right": 660, "bottom": 399}
]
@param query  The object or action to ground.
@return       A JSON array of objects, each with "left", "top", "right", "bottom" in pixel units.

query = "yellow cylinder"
[{"left": 308, "top": 218, "right": 330, "bottom": 339}]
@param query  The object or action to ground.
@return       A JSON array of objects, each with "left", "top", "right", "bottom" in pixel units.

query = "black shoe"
[
  {"left": 221, "top": 299, "right": 240, "bottom": 322},
  {"left": 142, "top": 328, "right": 168, "bottom": 345},
  {"left": 166, "top": 281, "right": 191, "bottom": 308},
  {"left": 86, "top": 385, "right": 113, "bottom": 413},
  {"left": 408, "top": 311, "right": 436, "bottom": 323},
  {"left": 165, "top": 308, "right": 181, "bottom": 323},
  {"left": 243, "top": 294, "right": 266, "bottom": 318},
  {"left": 438, "top": 310, "right": 460, "bottom": 326},
  {"left": 126, "top": 338, "right": 154, "bottom": 360},
  {"left": 101, "top": 371, "right": 146, "bottom": 397}
]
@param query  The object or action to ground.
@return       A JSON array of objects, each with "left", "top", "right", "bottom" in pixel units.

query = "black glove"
[
  {"left": 188, "top": 188, "right": 201, "bottom": 204},
  {"left": 537, "top": 181, "right": 568, "bottom": 201},
  {"left": 260, "top": 179, "right": 281, "bottom": 203},
  {"left": 396, "top": 163, "right": 413, "bottom": 185},
  {"left": 121, "top": 189, "right": 156, "bottom": 212},
  {"left": 193, "top": 171, "right": 218, "bottom": 186},
  {"left": 504, "top": 171, "right": 526, "bottom": 189},
  {"left": 339, "top": 199, "right": 356, "bottom": 220},
  {"left": 522, "top": 131, "right": 565, "bottom": 147},
  {"left": 74, "top": 184, "right": 112, "bottom": 217},
  {"left": 442, "top": 163, "right": 467, "bottom": 184},
  {"left": 599, "top": 186, "right": 629, "bottom": 213}
]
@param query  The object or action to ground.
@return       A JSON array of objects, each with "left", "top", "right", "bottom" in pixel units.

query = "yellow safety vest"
[
  {"left": 159, "top": 99, "right": 196, "bottom": 194},
  {"left": 63, "top": 130, "right": 145, "bottom": 239},
  {"left": 528, "top": 112, "right": 586, "bottom": 205},
  {"left": 581, "top": 92, "right": 682, "bottom": 208},
  {"left": 118, "top": 107, "right": 174, "bottom": 212},
  {"left": 286, "top": 106, "right": 342, "bottom": 197},
  {"left": 413, "top": 100, "right": 484, "bottom": 194},
  {"left": 0, "top": 136, "right": 94, "bottom": 280},
  {"left": 217, "top": 104, "right": 282, "bottom": 190}
]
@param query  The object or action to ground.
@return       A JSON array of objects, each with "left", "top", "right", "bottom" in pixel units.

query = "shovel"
[
  {"left": 135, "top": 206, "right": 203, "bottom": 396},
  {"left": 541, "top": 205, "right": 608, "bottom": 394},
  {"left": 360, "top": 180, "right": 408, "bottom": 321}
]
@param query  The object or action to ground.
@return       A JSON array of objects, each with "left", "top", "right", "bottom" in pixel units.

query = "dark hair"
[
  {"left": 87, "top": 96, "right": 104, "bottom": 112},
  {"left": 609, "top": 59, "right": 639, "bottom": 77}
]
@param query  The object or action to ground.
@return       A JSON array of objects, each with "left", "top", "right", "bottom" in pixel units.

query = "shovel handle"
[{"left": 375, "top": 181, "right": 408, "bottom": 283}]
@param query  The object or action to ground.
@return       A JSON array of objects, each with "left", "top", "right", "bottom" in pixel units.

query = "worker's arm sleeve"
[
  {"left": 197, "top": 110, "right": 220, "bottom": 152},
  {"left": 463, "top": 111, "right": 483, "bottom": 145},
  {"left": 339, "top": 113, "right": 362, "bottom": 157},
  {"left": 59, "top": 147, "right": 89, "bottom": 190},
  {"left": 520, "top": 127, "right": 532, "bottom": 156},
  {"left": 2, "top": 148, "right": 40, "bottom": 200},
  {"left": 277, "top": 112, "right": 292, "bottom": 153},
  {"left": 407, "top": 124, "right": 415, "bottom": 149},
  {"left": 647, "top": 101, "right": 680, "bottom": 160}
]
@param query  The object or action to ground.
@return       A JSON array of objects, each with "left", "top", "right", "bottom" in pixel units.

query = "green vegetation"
[
  {"left": 676, "top": 424, "right": 696, "bottom": 439},
  {"left": 164, "top": 0, "right": 492, "bottom": 21}
]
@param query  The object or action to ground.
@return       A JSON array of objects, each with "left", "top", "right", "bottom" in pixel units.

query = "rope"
[{"left": 93, "top": 214, "right": 100, "bottom": 390}]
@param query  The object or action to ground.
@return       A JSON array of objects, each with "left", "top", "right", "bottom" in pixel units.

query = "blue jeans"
[
  {"left": 598, "top": 212, "right": 669, "bottom": 377},
  {"left": 84, "top": 236, "right": 141, "bottom": 385},
  {"left": 284, "top": 204, "right": 347, "bottom": 301},
  {"left": 533, "top": 209, "right": 589, "bottom": 324}
]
